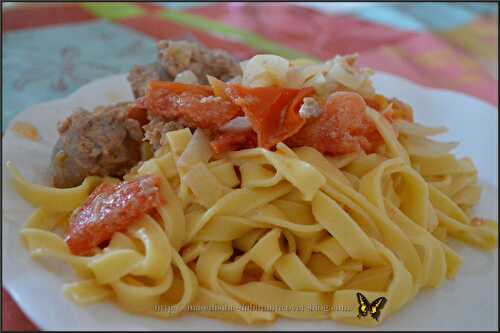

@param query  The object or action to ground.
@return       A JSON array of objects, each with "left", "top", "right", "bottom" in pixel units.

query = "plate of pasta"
[{"left": 2, "top": 40, "right": 498, "bottom": 330}]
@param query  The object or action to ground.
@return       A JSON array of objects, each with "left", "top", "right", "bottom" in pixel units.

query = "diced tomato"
[
  {"left": 225, "top": 85, "right": 314, "bottom": 149},
  {"left": 365, "top": 94, "right": 414, "bottom": 122},
  {"left": 148, "top": 80, "right": 213, "bottom": 95},
  {"left": 286, "top": 91, "right": 384, "bottom": 155},
  {"left": 128, "top": 97, "right": 148, "bottom": 126},
  {"left": 210, "top": 129, "right": 258, "bottom": 155},
  {"left": 365, "top": 94, "right": 389, "bottom": 112},
  {"left": 146, "top": 80, "right": 242, "bottom": 130},
  {"left": 385, "top": 98, "right": 414, "bottom": 122},
  {"left": 65, "top": 175, "right": 165, "bottom": 256},
  {"left": 138, "top": 80, "right": 398, "bottom": 157}
]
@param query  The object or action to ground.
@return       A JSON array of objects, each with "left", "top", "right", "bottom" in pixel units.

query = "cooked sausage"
[
  {"left": 51, "top": 102, "right": 143, "bottom": 188},
  {"left": 143, "top": 116, "right": 184, "bottom": 151},
  {"left": 127, "top": 39, "right": 242, "bottom": 98},
  {"left": 128, "top": 62, "right": 171, "bottom": 99},
  {"left": 157, "top": 40, "right": 242, "bottom": 84}
]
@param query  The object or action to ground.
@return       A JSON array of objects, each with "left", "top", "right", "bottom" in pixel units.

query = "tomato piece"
[
  {"left": 365, "top": 94, "right": 389, "bottom": 112},
  {"left": 148, "top": 80, "right": 213, "bottom": 95},
  {"left": 146, "top": 80, "right": 242, "bottom": 130},
  {"left": 210, "top": 129, "right": 257, "bottom": 155},
  {"left": 287, "top": 91, "right": 384, "bottom": 155},
  {"left": 65, "top": 175, "right": 165, "bottom": 255},
  {"left": 385, "top": 98, "right": 414, "bottom": 122},
  {"left": 128, "top": 97, "right": 148, "bottom": 126},
  {"left": 225, "top": 85, "right": 314, "bottom": 149},
  {"left": 365, "top": 94, "right": 414, "bottom": 123}
]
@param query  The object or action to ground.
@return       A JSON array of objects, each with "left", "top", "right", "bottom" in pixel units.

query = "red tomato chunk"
[
  {"left": 210, "top": 129, "right": 257, "bottom": 155},
  {"left": 146, "top": 81, "right": 242, "bottom": 130},
  {"left": 65, "top": 175, "right": 165, "bottom": 255},
  {"left": 286, "top": 92, "right": 384, "bottom": 155}
]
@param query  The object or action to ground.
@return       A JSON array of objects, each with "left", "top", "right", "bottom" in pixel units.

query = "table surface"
[{"left": 2, "top": 2, "right": 498, "bottom": 331}]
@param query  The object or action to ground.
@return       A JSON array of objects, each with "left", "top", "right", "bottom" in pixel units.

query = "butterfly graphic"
[{"left": 356, "top": 292, "right": 387, "bottom": 322}]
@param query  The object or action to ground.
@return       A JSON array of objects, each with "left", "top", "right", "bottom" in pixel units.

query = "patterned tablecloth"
[{"left": 2, "top": 2, "right": 498, "bottom": 330}]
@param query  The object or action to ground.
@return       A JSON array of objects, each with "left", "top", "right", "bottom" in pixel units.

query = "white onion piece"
[
  {"left": 242, "top": 54, "right": 290, "bottom": 87},
  {"left": 285, "top": 63, "right": 329, "bottom": 88},
  {"left": 227, "top": 75, "right": 242, "bottom": 84},
  {"left": 328, "top": 59, "right": 364, "bottom": 89},
  {"left": 240, "top": 60, "right": 249, "bottom": 72},
  {"left": 324, "top": 55, "right": 374, "bottom": 94},
  {"left": 303, "top": 72, "right": 326, "bottom": 88},
  {"left": 298, "top": 97, "right": 322, "bottom": 119},
  {"left": 174, "top": 70, "right": 199, "bottom": 84},
  {"left": 220, "top": 116, "right": 252, "bottom": 132}
]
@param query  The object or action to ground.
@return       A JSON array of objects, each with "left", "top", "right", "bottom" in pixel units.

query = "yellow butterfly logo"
[{"left": 356, "top": 292, "right": 387, "bottom": 322}]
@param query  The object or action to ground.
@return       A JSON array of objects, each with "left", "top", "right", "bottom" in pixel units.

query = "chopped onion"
[
  {"left": 174, "top": 70, "right": 199, "bottom": 84},
  {"left": 303, "top": 72, "right": 326, "bottom": 87},
  {"left": 324, "top": 55, "right": 374, "bottom": 94},
  {"left": 227, "top": 75, "right": 242, "bottom": 84},
  {"left": 219, "top": 116, "right": 252, "bottom": 132},
  {"left": 242, "top": 54, "right": 290, "bottom": 87}
]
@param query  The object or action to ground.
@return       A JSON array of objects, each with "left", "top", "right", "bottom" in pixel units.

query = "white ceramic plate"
[{"left": 2, "top": 73, "right": 498, "bottom": 330}]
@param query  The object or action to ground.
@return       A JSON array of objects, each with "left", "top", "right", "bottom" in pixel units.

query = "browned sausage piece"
[
  {"left": 142, "top": 116, "right": 185, "bottom": 151},
  {"left": 128, "top": 62, "right": 171, "bottom": 99},
  {"left": 157, "top": 40, "right": 242, "bottom": 84},
  {"left": 127, "top": 39, "right": 242, "bottom": 98},
  {"left": 51, "top": 102, "right": 143, "bottom": 188}
]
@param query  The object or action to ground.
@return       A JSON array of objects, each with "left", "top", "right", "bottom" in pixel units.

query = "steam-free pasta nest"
[{"left": 7, "top": 41, "right": 498, "bottom": 327}]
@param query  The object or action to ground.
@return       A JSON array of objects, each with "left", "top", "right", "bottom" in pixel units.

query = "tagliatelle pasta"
[
  {"left": 7, "top": 52, "right": 498, "bottom": 327},
  {"left": 8, "top": 115, "right": 497, "bottom": 326}
]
